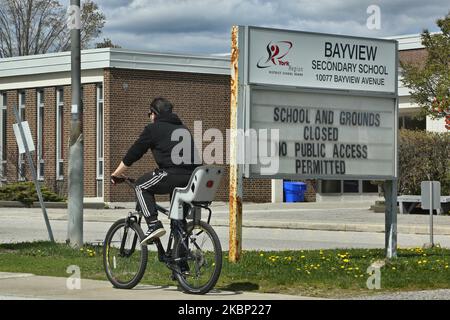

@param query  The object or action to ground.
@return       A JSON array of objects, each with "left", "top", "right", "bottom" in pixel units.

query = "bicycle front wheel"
[
  {"left": 173, "top": 220, "right": 222, "bottom": 294},
  {"left": 103, "top": 218, "right": 148, "bottom": 289}
]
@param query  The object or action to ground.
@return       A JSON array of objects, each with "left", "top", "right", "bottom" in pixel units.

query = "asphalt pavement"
[{"left": 1, "top": 200, "right": 450, "bottom": 300}]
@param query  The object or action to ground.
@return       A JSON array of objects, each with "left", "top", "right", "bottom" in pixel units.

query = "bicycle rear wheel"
[
  {"left": 103, "top": 218, "right": 148, "bottom": 289},
  {"left": 173, "top": 220, "right": 222, "bottom": 294}
]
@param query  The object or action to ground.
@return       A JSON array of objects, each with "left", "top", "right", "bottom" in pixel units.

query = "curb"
[
  {"left": 0, "top": 200, "right": 105, "bottom": 209},
  {"left": 210, "top": 219, "right": 450, "bottom": 235},
  {"left": 42, "top": 216, "right": 450, "bottom": 236}
]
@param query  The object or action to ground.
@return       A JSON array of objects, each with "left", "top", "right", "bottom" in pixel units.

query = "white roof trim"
[
  {"left": 385, "top": 32, "right": 440, "bottom": 51},
  {"left": 0, "top": 69, "right": 103, "bottom": 91},
  {"left": 0, "top": 48, "right": 231, "bottom": 79}
]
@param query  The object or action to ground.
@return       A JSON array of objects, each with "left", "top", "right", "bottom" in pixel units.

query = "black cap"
[{"left": 149, "top": 97, "right": 173, "bottom": 115}]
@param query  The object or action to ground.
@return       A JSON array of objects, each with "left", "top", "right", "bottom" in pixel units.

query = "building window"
[
  {"left": 343, "top": 180, "right": 359, "bottom": 193},
  {"left": 18, "top": 91, "right": 26, "bottom": 181},
  {"left": 399, "top": 114, "right": 426, "bottom": 130},
  {"left": 321, "top": 180, "right": 341, "bottom": 193},
  {"left": 362, "top": 180, "right": 379, "bottom": 193},
  {"left": 96, "top": 84, "right": 104, "bottom": 197},
  {"left": 37, "top": 90, "right": 45, "bottom": 180},
  {"left": 320, "top": 180, "right": 379, "bottom": 194},
  {"left": 0, "top": 92, "right": 6, "bottom": 181},
  {"left": 56, "top": 88, "right": 64, "bottom": 180}
]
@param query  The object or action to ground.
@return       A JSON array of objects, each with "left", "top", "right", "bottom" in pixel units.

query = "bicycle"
[{"left": 103, "top": 166, "right": 224, "bottom": 295}]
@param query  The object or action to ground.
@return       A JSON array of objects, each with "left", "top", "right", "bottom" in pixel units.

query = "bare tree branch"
[{"left": 0, "top": 0, "right": 105, "bottom": 57}]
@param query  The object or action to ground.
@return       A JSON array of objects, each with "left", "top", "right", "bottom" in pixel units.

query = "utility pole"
[{"left": 67, "top": 0, "right": 83, "bottom": 247}]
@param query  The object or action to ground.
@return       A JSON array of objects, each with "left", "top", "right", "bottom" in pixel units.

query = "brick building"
[
  {"left": 0, "top": 48, "right": 275, "bottom": 204},
  {"left": 0, "top": 34, "right": 446, "bottom": 204}
]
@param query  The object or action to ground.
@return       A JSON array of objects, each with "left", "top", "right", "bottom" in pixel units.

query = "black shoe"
[
  {"left": 141, "top": 221, "right": 166, "bottom": 245},
  {"left": 179, "top": 260, "right": 190, "bottom": 275}
]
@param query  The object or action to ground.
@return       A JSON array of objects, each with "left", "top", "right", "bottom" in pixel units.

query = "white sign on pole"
[
  {"left": 249, "top": 88, "right": 396, "bottom": 179},
  {"left": 13, "top": 121, "right": 35, "bottom": 154},
  {"left": 421, "top": 181, "right": 441, "bottom": 210},
  {"left": 248, "top": 27, "right": 397, "bottom": 93}
]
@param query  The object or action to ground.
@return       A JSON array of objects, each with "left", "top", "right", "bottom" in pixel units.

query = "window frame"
[
  {"left": 18, "top": 91, "right": 26, "bottom": 181},
  {"left": 0, "top": 92, "right": 7, "bottom": 182},
  {"left": 36, "top": 89, "right": 45, "bottom": 181},
  {"left": 96, "top": 84, "right": 104, "bottom": 197},
  {"left": 56, "top": 88, "right": 64, "bottom": 180}
]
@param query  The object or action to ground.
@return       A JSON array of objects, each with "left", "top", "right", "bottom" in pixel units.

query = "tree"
[
  {"left": 401, "top": 12, "right": 450, "bottom": 120},
  {"left": 95, "top": 38, "right": 121, "bottom": 49},
  {"left": 0, "top": 0, "right": 105, "bottom": 58}
]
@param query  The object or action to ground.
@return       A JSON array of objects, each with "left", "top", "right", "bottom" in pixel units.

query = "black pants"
[{"left": 134, "top": 169, "right": 191, "bottom": 224}]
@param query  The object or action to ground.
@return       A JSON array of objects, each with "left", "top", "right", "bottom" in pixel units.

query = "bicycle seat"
[{"left": 169, "top": 165, "right": 224, "bottom": 220}]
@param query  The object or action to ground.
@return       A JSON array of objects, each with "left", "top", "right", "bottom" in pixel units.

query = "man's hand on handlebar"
[{"left": 111, "top": 175, "right": 126, "bottom": 185}]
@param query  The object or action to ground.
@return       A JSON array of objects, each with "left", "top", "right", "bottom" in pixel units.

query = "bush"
[
  {"left": 0, "top": 182, "right": 66, "bottom": 207},
  {"left": 399, "top": 129, "right": 450, "bottom": 195}
]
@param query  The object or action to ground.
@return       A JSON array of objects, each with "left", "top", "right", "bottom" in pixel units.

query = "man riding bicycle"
[{"left": 111, "top": 97, "right": 198, "bottom": 245}]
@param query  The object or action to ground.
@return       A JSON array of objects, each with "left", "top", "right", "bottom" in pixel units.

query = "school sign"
[{"left": 237, "top": 26, "right": 398, "bottom": 180}]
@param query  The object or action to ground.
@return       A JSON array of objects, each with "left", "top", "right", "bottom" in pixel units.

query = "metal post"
[
  {"left": 429, "top": 182, "right": 434, "bottom": 246},
  {"left": 67, "top": 0, "right": 84, "bottom": 247},
  {"left": 12, "top": 107, "right": 54, "bottom": 242},
  {"left": 384, "top": 179, "right": 397, "bottom": 259},
  {"left": 229, "top": 26, "right": 243, "bottom": 262}
]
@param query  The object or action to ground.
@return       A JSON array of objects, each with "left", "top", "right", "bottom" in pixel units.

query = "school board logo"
[{"left": 257, "top": 41, "right": 293, "bottom": 68}]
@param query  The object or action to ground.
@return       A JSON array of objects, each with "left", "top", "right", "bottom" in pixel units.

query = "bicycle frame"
[
  {"left": 118, "top": 177, "right": 206, "bottom": 276},
  {"left": 121, "top": 208, "right": 188, "bottom": 274}
]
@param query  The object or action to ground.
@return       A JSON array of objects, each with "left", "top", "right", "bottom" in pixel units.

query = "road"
[{"left": 1, "top": 213, "right": 450, "bottom": 250}]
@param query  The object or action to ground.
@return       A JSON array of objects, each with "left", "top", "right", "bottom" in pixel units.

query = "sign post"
[
  {"left": 231, "top": 26, "right": 398, "bottom": 261},
  {"left": 12, "top": 106, "right": 54, "bottom": 242},
  {"left": 229, "top": 26, "right": 243, "bottom": 262},
  {"left": 421, "top": 181, "right": 441, "bottom": 248}
]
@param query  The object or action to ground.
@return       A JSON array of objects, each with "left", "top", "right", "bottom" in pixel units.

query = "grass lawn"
[{"left": 0, "top": 241, "right": 449, "bottom": 298}]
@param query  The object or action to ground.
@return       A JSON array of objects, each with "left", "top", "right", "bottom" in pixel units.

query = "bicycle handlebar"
[{"left": 111, "top": 175, "right": 136, "bottom": 187}]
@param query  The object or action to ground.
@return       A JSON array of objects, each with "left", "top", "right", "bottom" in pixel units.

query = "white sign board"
[
  {"left": 248, "top": 27, "right": 397, "bottom": 94},
  {"left": 421, "top": 181, "right": 441, "bottom": 210},
  {"left": 13, "top": 121, "right": 35, "bottom": 154},
  {"left": 248, "top": 88, "right": 396, "bottom": 178},
  {"left": 238, "top": 26, "right": 398, "bottom": 179}
]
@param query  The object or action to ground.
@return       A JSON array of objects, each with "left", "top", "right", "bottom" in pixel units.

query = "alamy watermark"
[
  {"left": 66, "top": 5, "right": 81, "bottom": 30},
  {"left": 171, "top": 121, "right": 280, "bottom": 175},
  {"left": 366, "top": 265, "right": 381, "bottom": 290},
  {"left": 366, "top": 5, "right": 381, "bottom": 30},
  {"left": 66, "top": 265, "right": 81, "bottom": 290}
]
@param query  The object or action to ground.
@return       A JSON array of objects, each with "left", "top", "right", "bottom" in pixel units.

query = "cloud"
[{"left": 92, "top": 0, "right": 448, "bottom": 54}]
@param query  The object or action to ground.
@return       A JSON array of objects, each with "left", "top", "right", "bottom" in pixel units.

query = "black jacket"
[{"left": 123, "top": 113, "right": 199, "bottom": 174}]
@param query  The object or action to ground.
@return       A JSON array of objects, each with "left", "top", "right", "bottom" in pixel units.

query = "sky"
[{"left": 70, "top": 0, "right": 448, "bottom": 55}]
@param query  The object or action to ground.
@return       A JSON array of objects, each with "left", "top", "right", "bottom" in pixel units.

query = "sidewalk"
[
  {"left": 2, "top": 201, "right": 450, "bottom": 235},
  {"left": 0, "top": 272, "right": 316, "bottom": 300}
]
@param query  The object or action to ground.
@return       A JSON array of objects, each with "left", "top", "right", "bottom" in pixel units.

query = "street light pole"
[{"left": 67, "top": 0, "right": 83, "bottom": 247}]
